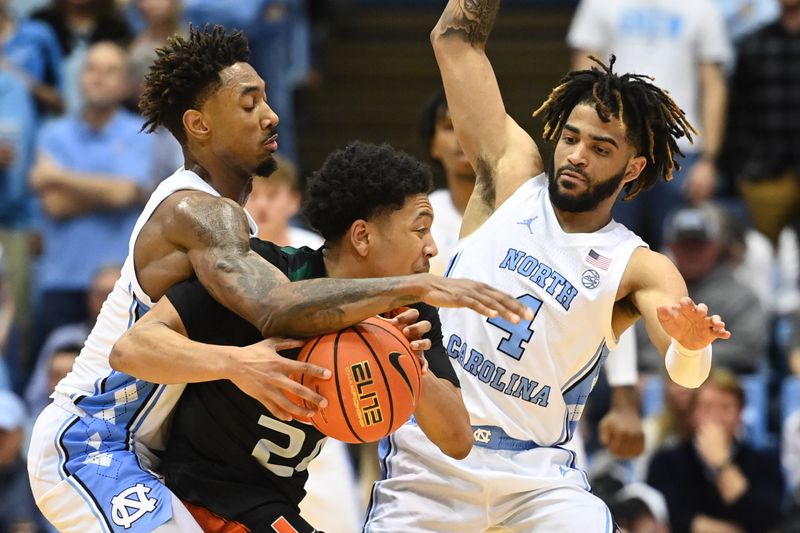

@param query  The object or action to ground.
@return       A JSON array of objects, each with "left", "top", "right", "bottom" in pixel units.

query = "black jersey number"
[{"left": 251, "top": 415, "right": 326, "bottom": 477}]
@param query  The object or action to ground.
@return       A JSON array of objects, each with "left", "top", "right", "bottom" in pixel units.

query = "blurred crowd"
[{"left": 0, "top": 0, "right": 798, "bottom": 532}]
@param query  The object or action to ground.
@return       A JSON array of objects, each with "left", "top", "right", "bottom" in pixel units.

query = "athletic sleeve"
[
  {"left": 566, "top": 0, "right": 609, "bottom": 53},
  {"left": 412, "top": 303, "right": 460, "bottom": 388}
]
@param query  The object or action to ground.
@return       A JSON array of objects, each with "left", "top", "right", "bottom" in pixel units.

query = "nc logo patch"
[
  {"left": 581, "top": 269, "right": 600, "bottom": 289},
  {"left": 111, "top": 483, "right": 158, "bottom": 529},
  {"left": 473, "top": 428, "right": 492, "bottom": 444}
]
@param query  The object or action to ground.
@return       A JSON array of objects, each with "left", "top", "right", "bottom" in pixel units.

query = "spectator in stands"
[
  {"left": 24, "top": 264, "right": 117, "bottom": 417},
  {"left": 0, "top": 390, "right": 40, "bottom": 533},
  {"left": 28, "top": 41, "right": 153, "bottom": 363},
  {"left": 609, "top": 483, "right": 670, "bottom": 533},
  {"left": 32, "top": 0, "right": 133, "bottom": 112},
  {"left": 648, "top": 369, "right": 784, "bottom": 533},
  {"left": 782, "top": 409, "right": 800, "bottom": 507},
  {"left": 634, "top": 203, "right": 768, "bottom": 374},
  {"left": 567, "top": 0, "right": 731, "bottom": 251},
  {"left": 0, "top": 0, "right": 64, "bottom": 114},
  {"left": 244, "top": 154, "right": 322, "bottom": 248},
  {"left": 419, "top": 90, "right": 475, "bottom": 275},
  {"left": 715, "top": 0, "right": 779, "bottom": 45},
  {"left": 128, "top": 0, "right": 182, "bottom": 108},
  {"left": 0, "top": 64, "right": 36, "bottom": 227},
  {"left": 722, "top": 0, "right": 800, "bottom": 247}
]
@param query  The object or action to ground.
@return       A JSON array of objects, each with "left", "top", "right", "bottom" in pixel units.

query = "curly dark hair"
[
  {"left": 139, "top": 25, "right": 250, "bottom": 144},
  {"left": 303, "top": 142, "right": 433, "bottom": 242},
  {"left": 533, "top": 55, "right": 697, "bottom": 201}
]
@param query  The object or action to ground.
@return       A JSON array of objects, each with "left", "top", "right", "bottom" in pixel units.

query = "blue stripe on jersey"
[
  {"left": 444, "top": 251, "right": 462, "bottom": 278},
  {"left": 130, "top": 383, "right": 167, "bottom": 434},
  {"left": 559, "top": 341, "right": 609, "bottom": 445}
]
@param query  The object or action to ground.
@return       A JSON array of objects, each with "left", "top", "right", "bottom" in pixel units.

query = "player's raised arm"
[
  {"left": 431, "top": 0, "right": 542, "bottom": 223},
  {"left": 157, "top": 192, "right": 531, "bottom": 339},
  {"left": 617, "top": 248, "right": 730, "bottom": 388}
]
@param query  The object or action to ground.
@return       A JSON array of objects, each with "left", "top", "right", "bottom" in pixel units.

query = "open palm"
[{"left": 657, "top": 297, "right": 731, "bottom": 350}]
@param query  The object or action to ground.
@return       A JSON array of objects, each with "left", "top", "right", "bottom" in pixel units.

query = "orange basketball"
[{"left": 294, "top": 317, "right": 422, "bottom": 443}]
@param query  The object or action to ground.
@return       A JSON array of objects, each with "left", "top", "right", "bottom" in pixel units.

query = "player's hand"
[
  {"left": 380, "top": 307, "right": 431, "bottom": 375},
  {"left": 598, "top": 408, "right": 645, "bottom": 459},
  {"left": 419, "top": 274, "right": 533, "bottom": 324},
  {"left": 657, "top": 297, "right": 731, "bottom": 350},
  {"left": 230, "top": 337, "right": 331, "bottom": 422}
]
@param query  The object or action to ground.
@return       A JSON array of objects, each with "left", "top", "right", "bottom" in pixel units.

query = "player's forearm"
[
  {"left": 258, "top": 275, "right": 432, "bottom": 338},
  {"left": 433, "top": 0, "right": 502, "bottom": 49},
  {"left": 110, "top": 321, "right": 233, "bottom": 384},
  {"left": 414, "top": 374, "right": 473, "bottom": 459}
]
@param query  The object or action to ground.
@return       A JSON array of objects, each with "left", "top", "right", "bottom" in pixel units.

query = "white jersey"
[
  {"left": 440, "top": 174, "right": 645, "bottom": 445},
  {"left": 55, "top": 167, "right": 258, "bottom": 451}
]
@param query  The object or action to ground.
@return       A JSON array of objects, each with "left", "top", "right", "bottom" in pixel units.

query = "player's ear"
[
  {"left": 183, "top": 109, "right": 210, "bottom": 141},
  {"left": 349, "top": 219, "right": 370, "bottom": 257},
  {"left": 623, "top": 155, "right": 647, "bottom": 185}
]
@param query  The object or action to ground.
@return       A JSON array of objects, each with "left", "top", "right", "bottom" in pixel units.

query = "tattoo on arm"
[{"left": 438, "top": 0, "right": 502, "bottom": 46}]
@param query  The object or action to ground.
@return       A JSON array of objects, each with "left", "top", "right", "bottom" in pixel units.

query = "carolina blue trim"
[
  {"left": 604, "top": 505, "right": 614, "bottom": 533},
  {"left": 472, "top": 425, "right": 539, "bottom": 451},
  {"left": 559, "top": 341, "right": 608, "bottom": 445},
  {"left": 65, "top": 475, "right": 113, "bottom": 533},
  {"left": 130, "top": 383, "right": 167, "bottom": 434},
  {"left": 443, "top": 251, "right": 462, "bottom": 278},
  {"left": 54, "top": 413, "right": 78, "bottom": 480},
  {"left": 561, "top": 340, "right": 606, "bottom": 393}
]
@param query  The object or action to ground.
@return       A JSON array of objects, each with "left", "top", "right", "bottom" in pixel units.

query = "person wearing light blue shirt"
[{"left": 29, "top": 41, "right": 154, "bottom": 361}]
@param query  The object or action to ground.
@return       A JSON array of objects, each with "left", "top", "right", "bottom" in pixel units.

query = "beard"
[
  {"left": 254, "top": 155, "right": 278, "bottom": 178},
  {"left": 547, "top": 158, "right": 627, "bottom": 213}
]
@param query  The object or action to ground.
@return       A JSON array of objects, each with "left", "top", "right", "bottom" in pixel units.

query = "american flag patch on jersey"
[{"left": 586, "top": 249, "right": 611, "bottom": 270}]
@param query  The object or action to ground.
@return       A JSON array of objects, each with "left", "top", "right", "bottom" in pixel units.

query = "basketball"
[{"left": 293, "top": 317, "right": 422, "bottom": 443}]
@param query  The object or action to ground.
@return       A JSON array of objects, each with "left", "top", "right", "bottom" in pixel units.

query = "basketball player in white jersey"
[
  {"left": 26, "top": 26, "right": 530, "bottom": 533},
  {"left": 363, "top": 1, "right": 732, "bottom": 531}
]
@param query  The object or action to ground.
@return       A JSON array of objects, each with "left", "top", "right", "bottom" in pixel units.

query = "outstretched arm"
[
  {"left": 111, "top": 296, "right": 329, "bottom": 421},
  {"left": 431, "top": 0, "right": 542, "bottom": 236},
  {"left": 616, "top": 249, "right": 730, "bottom": 388},
  {"left": 156, "top": 192, "right": 531, "bottom": 339}
]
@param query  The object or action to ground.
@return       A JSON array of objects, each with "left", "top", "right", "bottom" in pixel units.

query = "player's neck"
[
  {"left": 322, "top": 246, "right": 365, "bottom": 280},
  {"left": 550, "top": 202, "right": 614, "bottom": 233},
  {"left": 184, "top": 153, "right": 250, "bottom": 202}
]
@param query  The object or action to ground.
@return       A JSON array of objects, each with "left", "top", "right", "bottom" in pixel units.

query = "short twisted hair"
[
  {"left": 303, "top": 142, "right": 433, "bottom": 242},
  {"left": 139, "top": 25, "right": 250, "bottom": 144},
  {"left": 534, "top": 56, "right": 697, "bottom": 200}
]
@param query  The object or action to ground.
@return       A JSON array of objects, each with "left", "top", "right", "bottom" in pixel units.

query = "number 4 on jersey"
[{"left": 487, "top": 294, "right": 543, "bottom": 360}]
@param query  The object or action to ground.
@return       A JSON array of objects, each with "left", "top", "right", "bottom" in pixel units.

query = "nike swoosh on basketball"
[{"left": 388, "top": 351, "right": 416, "bottom": 401}]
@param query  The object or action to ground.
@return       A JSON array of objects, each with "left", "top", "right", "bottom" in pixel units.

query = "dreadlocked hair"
[
  {"left": 139, "top": 25, "right": 250, "bottom": 144},
  {"left": 533, "top": 55, "right": 697, "bottom": 200}
]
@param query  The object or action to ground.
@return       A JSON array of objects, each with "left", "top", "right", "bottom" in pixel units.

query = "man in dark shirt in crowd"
[
  {"left": 647, "top": 368, "right": 784, "bottom": 532},
  {"left": 722, "top": 0, "right": 800, "bottom": 244},
  {"left": 111, "top": 142, "right": 474, "bottom": 532}
]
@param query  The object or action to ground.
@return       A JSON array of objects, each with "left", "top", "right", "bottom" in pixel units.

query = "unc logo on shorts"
[
  {"left": 581, "top": 269, "right": 600, "bottom": 289},
  {"left": 110, "top": 483, "right": 158, "bottom": 529},
  {"left": 473, "top": 427, "right": 492, "bottom": 444}
]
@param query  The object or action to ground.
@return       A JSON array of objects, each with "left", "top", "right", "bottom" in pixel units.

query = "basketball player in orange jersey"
[
  {"left": 26, "top": 26, "right": 529, "bottom": 533},
  {"left": 109, "top": 141, "right": 472, "bottom": 532},
  {"left": 363, "top": 1, "right": 732, "bottom": 531}
]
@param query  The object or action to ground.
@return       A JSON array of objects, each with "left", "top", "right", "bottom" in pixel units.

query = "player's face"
[
  {"left": 369, "top": 194, "right": 437, "bottom": 277},
  {"left": 550, "top": 104, "right": 645, "bottom": 213},
  {"left": 691, "top": 385, "right": 742, "bottom": 437},
  {"left": 430, "top": 110, "right": 474, "bottom": 179},
  {"left": 202, "top": 62, "right": 279, "bottom": 179}
]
